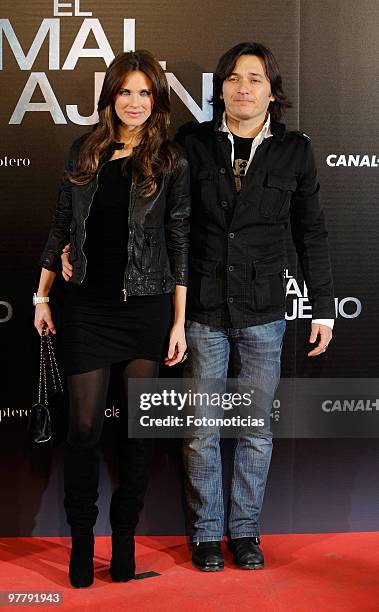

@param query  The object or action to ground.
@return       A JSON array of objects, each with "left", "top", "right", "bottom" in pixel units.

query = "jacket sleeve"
[
  {"left": 38, "top": 141, "right": 76, "bottom": 273},
  {"left": 164, "top": 152, "right": 191, "bottom": 286},
  {"left": 290, "top": 138, "right": 335, "bottom": 319}
]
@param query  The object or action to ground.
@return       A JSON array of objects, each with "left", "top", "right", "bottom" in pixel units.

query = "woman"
[{"left": 34, "top": 50, "right": 190, "bottom": 588}]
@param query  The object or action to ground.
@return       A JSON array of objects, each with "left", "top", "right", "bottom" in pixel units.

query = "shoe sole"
[
  {"left": 69, "top": 577, "right": 94, "bottom": 588},
  {"left": 192, "top": 560, "right": 224, "bottom": 572},
  {"left": 235, "top": 562, "right": 264, "bottom": 570}
]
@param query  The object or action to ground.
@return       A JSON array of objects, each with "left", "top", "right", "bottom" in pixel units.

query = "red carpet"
[{"left": 0, "top": 533, "right": 378, "bottom": 611}]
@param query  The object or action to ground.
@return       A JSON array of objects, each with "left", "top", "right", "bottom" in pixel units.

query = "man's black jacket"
[{"left": 176, "top": 117, "right": 335, "bottom": 328}]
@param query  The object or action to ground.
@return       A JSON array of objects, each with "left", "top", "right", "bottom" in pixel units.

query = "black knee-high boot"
[
  {"left": 109, "top": 438, "right": 154, "bottom": 581},
  {"left": 109, "top": 532, "right": 135, "bottom": 582},
  {"left": 69, "top": 534, "right": 95, "bottom": 588},
  {"left": 64, "top": 442, "right": 100, "bottom": 587}
]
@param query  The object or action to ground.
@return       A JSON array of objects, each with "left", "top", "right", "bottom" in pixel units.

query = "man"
[{"left": 176, "top": 42, "right": 334, "bottom": 571}]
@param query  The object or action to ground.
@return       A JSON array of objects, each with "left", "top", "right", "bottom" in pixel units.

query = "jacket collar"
[
  {"left": 219, "top": 111, "right": 272, "bottom": 141},
  {"left": 216, "top": 112, "right": 274, "bottom": 172},
  {"left": 213, "top": 112, "right": 286, "bottom": 142},
  {"left": 270, "top": 119, "right": 286, "bottom": 141}
]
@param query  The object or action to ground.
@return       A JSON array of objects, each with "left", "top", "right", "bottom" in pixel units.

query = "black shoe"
[
  {"left": 192, "top": 541, "right": 224, "bottom": 572},
  {"left": 110, "top": 532, "right": 135, "bottom": 582},
  {"left": 228, "top": 537, "right": 264, "bottom": 569},
  {"left": 69, "top": 535, "right": 94, "bottom": 588}
]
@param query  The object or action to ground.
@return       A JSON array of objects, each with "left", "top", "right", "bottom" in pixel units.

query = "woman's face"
[{"left": 114, "top": 70, "right": 153, "bottom": 130}]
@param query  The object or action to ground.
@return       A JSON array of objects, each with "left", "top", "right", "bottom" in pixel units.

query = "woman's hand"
[
  {"left": 164, "top": 322, "right": 187, "bottom": 367},
  {"left": 34, "top": 303, "right": 56, "bottom": 336},
  {"left": 61, "top": 244, "right": 73, "bottom": 281}
]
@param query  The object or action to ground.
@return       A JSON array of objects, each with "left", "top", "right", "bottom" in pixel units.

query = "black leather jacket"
[{"left": 39, "top": 134, "right": 191, "bottom": 298}]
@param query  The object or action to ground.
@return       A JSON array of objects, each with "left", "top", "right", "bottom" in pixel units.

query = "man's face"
[{"left": 221, "top": 54, "right": 275, "bottom": 123}]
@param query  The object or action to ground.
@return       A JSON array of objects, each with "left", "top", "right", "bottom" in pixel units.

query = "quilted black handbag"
[{"left": 30, "top": 325, "right": 64, "bottom": 444}]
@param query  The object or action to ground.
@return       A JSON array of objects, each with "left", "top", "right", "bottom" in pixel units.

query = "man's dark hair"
[{"left": 212, "top": 41, "right": 291, "bottom": 122}]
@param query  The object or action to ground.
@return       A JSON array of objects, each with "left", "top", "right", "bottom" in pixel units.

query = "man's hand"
[
  {"left": 61, "top": 244, "right": 73, "bottom": 280},
  {"left": 308, "top": 323, "right": 333, "bottom": 357}
]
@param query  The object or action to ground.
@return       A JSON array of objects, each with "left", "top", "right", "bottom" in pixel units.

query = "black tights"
[{"left": 64, "top": 359, "right": 157, "bottom": 536}]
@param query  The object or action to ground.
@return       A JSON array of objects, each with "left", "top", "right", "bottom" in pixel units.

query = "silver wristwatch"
[{"left": 33, "top": 293, "right": 50, "bottom": 306}]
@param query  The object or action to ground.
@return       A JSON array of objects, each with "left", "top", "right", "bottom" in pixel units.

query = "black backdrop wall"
[{"left": 1, "top": 0, "right": 378, "bottom": 536}]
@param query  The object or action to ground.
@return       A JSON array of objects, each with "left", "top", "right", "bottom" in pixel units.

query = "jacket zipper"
[
  {"left": 122, "top": 181, "right": 136, "bottom": 301},
  {"left": 77, "top": 158, "right": 137, "bottom": 300},
  {"left": 79, "top": 171, "right": 101, "bottom": 284}
]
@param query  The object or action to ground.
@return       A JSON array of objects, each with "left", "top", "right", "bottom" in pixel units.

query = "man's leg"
[
  {"left": 228, "top": 320, "right": 286, "bottom": 567},
  {"left": 183, "top": 321, "right": 229, "bottom": 569}
]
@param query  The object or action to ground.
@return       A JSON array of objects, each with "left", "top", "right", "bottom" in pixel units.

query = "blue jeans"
[{"left": 183, "top": 319, "right": 286, "bottom": 542}]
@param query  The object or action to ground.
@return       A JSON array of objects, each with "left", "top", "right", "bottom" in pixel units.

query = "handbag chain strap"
[{"left": 37, "top": 325, "right": 64, "bottom": 405}]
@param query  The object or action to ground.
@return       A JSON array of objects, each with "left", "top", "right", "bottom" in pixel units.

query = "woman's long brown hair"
[{"left": 68, "top": 50, "right": 175, "bottom": 196}]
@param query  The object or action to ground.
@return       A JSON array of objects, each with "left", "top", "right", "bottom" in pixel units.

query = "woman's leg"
[
  {"left": 64, "top": 367, "right": 110, "bottom": 588},
  {"left": 109, "top": 359, "right": 157, "bottom": 581}
]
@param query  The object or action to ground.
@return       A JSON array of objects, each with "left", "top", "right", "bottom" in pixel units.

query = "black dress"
[{"left": 62, "top": 157, "right": 172, "bottom": 376}]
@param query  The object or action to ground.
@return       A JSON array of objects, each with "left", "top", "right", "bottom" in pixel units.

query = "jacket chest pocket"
[
  {"left": 260, "top": 172, "right": 297, "bottom": 219},
  {"left": 142, "top": 228, "right": 163, "bottom": 273}
]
